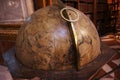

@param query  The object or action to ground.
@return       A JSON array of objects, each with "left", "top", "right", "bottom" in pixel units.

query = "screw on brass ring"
[{"left": 60, "top": 7, "right": 79, "bottom": 22}]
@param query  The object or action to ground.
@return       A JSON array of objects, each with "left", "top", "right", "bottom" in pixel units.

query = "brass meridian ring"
[{"left": 60, "top": 7, "right": 80, "bottom": 70}]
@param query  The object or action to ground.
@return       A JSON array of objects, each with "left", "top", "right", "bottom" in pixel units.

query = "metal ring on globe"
[{"left": 60, "top": 7, "right": 79, "bottom": 22}]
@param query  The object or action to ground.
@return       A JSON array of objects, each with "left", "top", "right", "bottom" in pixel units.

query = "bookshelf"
[
  {"left": 107, "top": 0, "right": 119, "bottom": 33},
  {"left": 97, "top": 0, "right": 119, "bottom": 35},
  {"left": 96, "top": 0, "right": 110, "bottom": 35},
  {"left": 94, "top": 0, "right": 119, "bottom": 35}
]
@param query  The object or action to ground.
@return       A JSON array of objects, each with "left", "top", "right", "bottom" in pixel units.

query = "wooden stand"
[{"left": 3, "top": 43, "right": 117, "bottom": 80}]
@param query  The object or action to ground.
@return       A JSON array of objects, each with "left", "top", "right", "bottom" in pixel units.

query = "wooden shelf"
[
  {"left": 79, "top": 0, "right": 94, "bottom": 4},
  {"left": 97, "top": 2, "right": 107, "bottom": 4},
  {"left": 62, "top": 0, "right": 78, "bottom": 2}
]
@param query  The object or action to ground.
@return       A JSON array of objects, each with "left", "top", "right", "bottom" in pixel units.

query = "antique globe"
[{"left": 15, "top": 0, "right": 101, "bottom": 71}]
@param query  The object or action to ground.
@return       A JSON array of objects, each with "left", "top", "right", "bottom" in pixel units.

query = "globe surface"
[{"left": 15, "top": 5, "right": 101, "bottom": 70}]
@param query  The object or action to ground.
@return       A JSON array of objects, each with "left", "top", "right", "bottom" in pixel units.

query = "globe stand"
[{"left": 3, "top": 43, "right": 116, "bottom": 80}]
